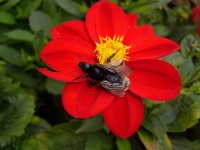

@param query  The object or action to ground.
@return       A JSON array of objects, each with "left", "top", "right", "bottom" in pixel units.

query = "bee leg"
[
  {"left": 89, "top": 79, "right": 98, "bottom": 86},
  {"left": 68, "top": 69, "right": 80, "bottom": 74},
  {"left": 72, "top": 75, "right": 88, "bottom": 81}
]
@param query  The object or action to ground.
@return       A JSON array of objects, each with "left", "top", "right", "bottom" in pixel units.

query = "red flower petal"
[
  {"left": 86, "top": 1, "right": 128, "bottom": 43},
  {"left": 126, "top": 36, "right": 180, "bottom": 60},
  {"left": 102, "top": 92, "right": 144, "bottom": 138},
  {"left": 192, "top": 5, "right": 200, "bottom": 23},
  {"left": 124, "top": 24, "right": 154, "bottom": 44},
  {"left": 62, "top": 82, "right": 115, "bottom": 118},
  {"left": 128, "top": 59, "right": 181, "bottom": 100},
  {"left": 40, "top": 37, "right": 96, "bottom": 72},
  {"left": 126, "top": 14, "right": 138, "bottom": 28},
  {"left": 50, "top": 20, "right": 94, "bottom": 44},
  {"left": 37, "top": 68, "right": 87, "bottom": 82},
  {"left": 192, "top": 5, "right": 200, "bottom": 35}
]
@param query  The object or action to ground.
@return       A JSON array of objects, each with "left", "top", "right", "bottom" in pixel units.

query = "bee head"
[{"left": 78, "top": 62, "right": 92, "bottom": 73}]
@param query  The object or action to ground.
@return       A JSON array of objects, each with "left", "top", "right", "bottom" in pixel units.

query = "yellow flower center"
[{"left": 94, "top": 35, "right": 131, "bottom": 64}]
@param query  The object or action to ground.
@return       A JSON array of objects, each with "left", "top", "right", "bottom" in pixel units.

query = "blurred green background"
[{"left": 0, "top": 0, "right": 200, "bottom": 149}]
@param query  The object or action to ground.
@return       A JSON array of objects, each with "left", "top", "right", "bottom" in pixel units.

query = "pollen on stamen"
[{"left": 94, "top": 35, "right": 131, "bottom": 64}]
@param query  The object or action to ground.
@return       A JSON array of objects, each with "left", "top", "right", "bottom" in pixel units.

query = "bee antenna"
[{"left": 107, "top": 49, "right": 120, "bottom": 63}]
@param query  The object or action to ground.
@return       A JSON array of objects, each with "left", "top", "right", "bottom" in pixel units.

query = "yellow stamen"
[{"left": 94, "top": 35, "right": 131, "bottom": 64}]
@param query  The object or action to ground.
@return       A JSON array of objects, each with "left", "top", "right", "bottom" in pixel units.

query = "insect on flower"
[
  {"left": 38, "top": 1, "right": 182, "bottom": 138},
  {"left": 76, "top": 50, "right": 132, "bottom": 97}
]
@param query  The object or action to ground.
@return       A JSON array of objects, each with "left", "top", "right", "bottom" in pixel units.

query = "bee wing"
[
  {"left": 100, "top": 80, "right": 125, "bottom": 97},
  {"left": 104, "top": 58, "right": 133, "bottom": 77},
  {"left": 104, "top": 64, "right": 133, "bottom": 77},
  {"left": 113, "top": 65, "right": 133, "bottom": 77}
]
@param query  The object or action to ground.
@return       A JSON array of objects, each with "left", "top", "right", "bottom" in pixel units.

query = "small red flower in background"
[
  {"left": 192, "top": 5, "right": 200, "bottom": 35},
  {"left": 38, "top": 1, "right": 181, "bottom": 138}
]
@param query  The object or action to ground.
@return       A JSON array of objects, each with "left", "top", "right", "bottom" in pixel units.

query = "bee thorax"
[{"left": 88, "top": 65, "right": 105, "bottom": 80}]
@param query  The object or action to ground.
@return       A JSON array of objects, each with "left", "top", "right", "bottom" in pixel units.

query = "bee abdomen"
[{"left": 122, "top": 77, "right": 130, "bottom": 91}]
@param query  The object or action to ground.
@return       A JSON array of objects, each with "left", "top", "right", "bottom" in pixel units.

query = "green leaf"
[
  {"left": 167, "top": 92, "right": 200, "bottom": 132},
  {"left": 4, "top": 29, "right": 35, "bottom": 42},
  {"left": 157, "top": 0, "right": 171, "bottom": 6},
  {"left": 85, "top": 133, "right": 112, "bottom": 150},
  {"left": 179, "top": 58, "right": 195, "bottom": 85},
  {"left": 43, "top": 0, "right": 58, "bottom": 17},
  {"left": 0, "top": 88, "right": 35, "bottom": 150},
  {"left": 191, "top": 80, "right": 200, "bottom": 95},
  {"left": 138, "top": 128, "right": 158, "bottom": 150},
  {"left": 55, "top": 0, "right": 82, "bottom": 17},
  {"left": 116, "top": 138, "right": 131, "bottom": 150},
  {"left": 0, "top": 135, "right": 21, "bottom": 149},
  {"left": 0, "top": 0, "right": 22, "bottom": 11},
  {"left": 180, "top": 34, "right": 198, "bottom": 57},
  {"left": 124, "top": 0, "right": 157, "bottom": 13},
  {"left": 169, "top": 25, "right": 193, "bottom": 42},
  {"left": 163, "top": 52, "right": 186, "bottom": 67},
  {"left": 153, "top": 25, "right": 170, "bottom": 37},
  {"left": 22, "top": 121, "right": 87, "bottom": 150},
  {"left": 0, "top": 45, "right": 25, "bottom": 67},
  {"left": 0, "top": 11, "right": 16, "bottom": 25},
  {"left": 191, "top": 0, "right": 200, "bottom": 5},
  {"left": 45, "top": 79, "right": 65, "bottom": 95},
  {"left": 0, "top": 81, "right": 21, "bottom": 97},
  {"left": 0, "top": 75, "right": 12, "bottom": 94},
  {"left": 10, "top": 72, "right": 36, "bottom": 87},
  {"left": 156, "top": 102, "right": 178, "bottom": 125},
  {"left": 24, "top": 116, "right": 52, "bottom": 138},
  {"left": 143, "top": 113, "right": 166, "bottom": 139},
  {"left": 171, "top": 136, "right": 200, "bottom": 150},
  {"left": 16, "top": 0, "right": 42, "bottom": 19},
  {"left": 33, "top": 30, "right": 47, "bottom": 56},
  {"left": 0, "top": 0, "right": 6, "bottom": 2},
  {"left": 142, "top": 113, "right": 172, "bottom": 149},
  {"left": 109, "top": 0, "right": 118, "bottom": 3},
  {"left": 29, "top": 11, "right": 53, "bottom": 37},
  {"left": 0, "top": 26, "right": 9, "bottom": 43},
  {"left": 75, "top": 115, "right": 104, "bottom": 133},
  {"left": 138, "top": 128, "right": 172, "bottom": 150},
  {"left": 0, "top": 91, "right": 35, "bottom": 136},
  {"left": 178, "top": 6, "right": 190, "bottom": 20}
]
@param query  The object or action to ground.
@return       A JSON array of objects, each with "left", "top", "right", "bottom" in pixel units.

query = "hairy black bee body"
[
  {"left": 78, "top": 61, "right": 131, "bottom": 97},
  {"left": 77, "top": 50, "right": 132, "bottom": 97},
  {"left": 78, "top": 62, "right": 122, "bottom": 83}
]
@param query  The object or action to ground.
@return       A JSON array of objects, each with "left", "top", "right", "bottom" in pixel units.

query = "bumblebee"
[{"left": 76, "top": 52, "right": 132, "bottom": 97}]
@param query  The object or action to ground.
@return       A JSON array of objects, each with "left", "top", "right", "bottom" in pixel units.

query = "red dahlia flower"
[
  {"left": 38, "top": 1, "right": 181, "bottom": 138},
  {"left": 192, "top": 5, "right": 200, "bottom": 35}
]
